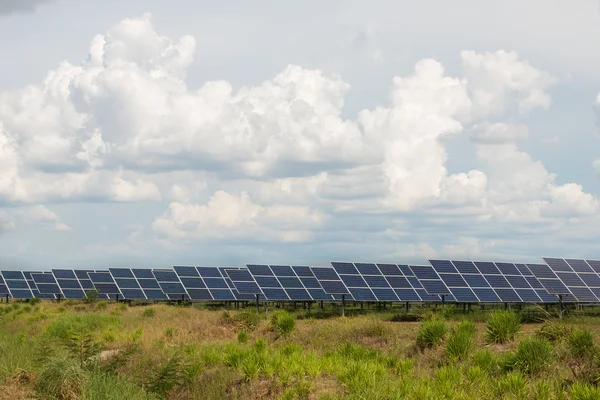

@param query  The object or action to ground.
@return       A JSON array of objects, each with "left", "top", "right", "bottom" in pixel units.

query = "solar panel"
[
  {"left": 1, "top": 271, "right": 33, "bottom": 298},
  {"left": 527, "top": 264, "right": 570, "bottom": 296},
  {"left": 89, "top": 272, "right": 122, "bottom": 297},
  {"left": 330, "top": 262, "right": 396, "bottom": 302},
  {"left": 410, "top": 265, "right": 452, "bottom": 296},
  {"left": 128, "top": 269, "right": 167, "bottom": 300},
  {"left": 224, "top": 269, "right": 262, "bottom": 296},
  {"left": 153, "top": 268, "right": 188, "bottom": 300},
  {"left": 245, "top": 265, "right": 289, "bottom": 301},
  {"left": 311, "top": 266, "right": 351, "bottom": 296},
  {"left": 192, "top": 267, "right": 237, "bottom": 301},
  {"left": 543, "top": 258, "right": 600, "bottom": 302},
  {"left": 109, "top": 269, "right": 147, "bottom": 299}
]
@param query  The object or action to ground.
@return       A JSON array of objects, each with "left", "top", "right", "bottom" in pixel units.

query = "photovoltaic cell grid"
[
  {"left": 409, "top": 265, "right": 455, "bottom": 301},
  {"left": 428, "top": 260, "right": 558, "bottom": 303},
  {"left": 310, "top": 266, "right": 351, "bottom": 299},
  {"left": 1, "top": 271, "right": 33, "bottom": 298},
  {"left": 541, "top": 258, "right": 600, "bottom": 303}
]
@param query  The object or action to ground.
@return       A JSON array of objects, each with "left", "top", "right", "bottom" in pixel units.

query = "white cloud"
[
  {"left": 0, "top": 213, "right": 15, "bottom": 232},
  {"left": 469, "top": 122, "right": 529, "bottom": 144},
  {"left": 21, "top": 205, "right": 70, "bottom": 231},
  {"left": 153, "top": 190, "right": 327, "bottom": 243},
  {"left": 0, "top": 0, "right": 54, "bottom": 15},
  {"left": 461, "top": 50, "right": 556, "bottom": 116},
  {"left": 0, "top": 13, "right": 596, "bottom": 255}
]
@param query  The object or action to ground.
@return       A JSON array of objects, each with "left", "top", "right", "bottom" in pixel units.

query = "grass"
[
  {"left": 2, "top": 301, "right": 600, "bottom": 399},
  {"left": 486, "top": 310, "right": 521, "bottom": 343}
]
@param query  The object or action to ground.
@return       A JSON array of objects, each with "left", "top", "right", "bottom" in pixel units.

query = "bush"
[
  {"left": 473, "top": 349, "right": 497, "bottom": 373},
  {"left": 536, "top": 322, "right": 571, "bottom": 342},
  {"left": 445, "top": 321, "right": 475, "bottom": 361},
  {"left": 270, "top": 311, "right": 296, "bottom": 336},
  {"left": 486, "top": 311, "right": 520, "bottom": 344},
  {"left": 95, "top": 301, "right": 107, "bottom": 310},
  {"left": 569, "top": 328, "right": 595, "bottom": 358},
  {"left": 416, "top": 319, "right": 447, "bottom": 350},
  {"left": 569, "top": 381, "right": 600, "bottom": 400},
  {"left": 142, "top": 308, "right": 155, "bottom": 318},
  {"left": 29, "top": 298, "right": 41, "bottom": 306},
  {"left": 36, "top": 358, "right": 87, "bottom": 400},
  {"left": 142, "top": 354, "right": 185, "bottom": 397},
  {"left": 237, "top": 331, "right": 249, "bottom": 344},
  {"left": 514, "top": 337, "right": 553, "bottom": 375},
  {"left": 234, "top": 310, "right": 262, "bottom": 331}
]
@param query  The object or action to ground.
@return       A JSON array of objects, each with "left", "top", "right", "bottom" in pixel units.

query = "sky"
[{"left": 0, "top": 0, "right": 600, "bottom": 270}]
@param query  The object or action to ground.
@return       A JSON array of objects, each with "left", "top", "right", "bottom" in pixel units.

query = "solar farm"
[
  {"left": 2, "top": 258, "right": 599, "bottom": 309},
  {"left": 4, "top": 258, "right": 600, "bottom": 399}
]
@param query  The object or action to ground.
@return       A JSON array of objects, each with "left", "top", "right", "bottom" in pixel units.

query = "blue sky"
[{"left": 1, "top": 0, "right": 599, "bottom": 270}]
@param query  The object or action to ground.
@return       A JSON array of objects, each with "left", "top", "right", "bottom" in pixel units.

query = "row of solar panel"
[{"left": 1, "top": 258, "right": 599, "bottom": 303}]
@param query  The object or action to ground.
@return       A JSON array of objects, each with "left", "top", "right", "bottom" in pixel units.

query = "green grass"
[
  {"left": 416, "top": 319, "right": 447, "bottom": 350},
  {"left": 3, "top": 302, "right": 600, "bottom": 399},
  {"left": 486, "top": 310, "right": 521, "bottom": 343}
]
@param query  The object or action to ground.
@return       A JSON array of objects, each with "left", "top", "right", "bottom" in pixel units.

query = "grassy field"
[{"left": 2, "top": 301, "right": 600, "bottom": 399}]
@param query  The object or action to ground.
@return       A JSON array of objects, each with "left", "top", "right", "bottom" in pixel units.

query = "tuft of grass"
[
  {"left": 485, "top": 311, "right": 520, "bottom": 344},
  {"left": 44, "top": 313, "right": 120, "bottom": 340},
  {"left": 416, "top": 319, "right": 447, "bottom": 350},
  {"left": 270, "top": 310, "right": 296, "bottom": 336},
  {"left": 536, "top": 321, "right": 571, "bottom": 342},
  {"left": 237, "top": 331, "right": 249, "bottom": 344},
  {"left": 84, "top": 372, "right": 155, "bottom": 400},
  {"left": 142, "top": 308, "right": 156, "bottom": 318},
  {"left": 445, "top": 321, "right": 476, "bottom": 361},
  {"left": 569, "top": 381, "right": 600, "bottom": 400},
  {"left": 95, "top": 301, "right": 107, "bottom": 310},
  {"left": 233, "top": 310, "right": 262, "bottom": 332},
  {"left": 568, "top": 328, "right": 595, "bottom": 358},
  {"left": 35, "top": 358, "right": 87, "bottom": 400},
  {"left": 514, "top": 336, "right": 553, "bottom": 375},
  {"left": 164, "top": 327, "right": 177, "bottom": 339}
]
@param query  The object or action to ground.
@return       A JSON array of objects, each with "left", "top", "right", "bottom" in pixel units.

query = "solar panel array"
[{"left": 2, "top": 258, "right": 600, "bottom": 304}]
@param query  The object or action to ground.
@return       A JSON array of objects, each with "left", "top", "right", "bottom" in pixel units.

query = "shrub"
[
  {"left": 142, "top": 354, "right": 185, "bottom": 397},
  {"left": 63, "top": 330, "right": 102, "bottom": 368},
  {"left": 237, "top": 331, "right": 249, "bottom": 344},
  {"left": 270, "top": 311, "right": 296, "bottom": 336},
  {"left": 416, "top": 319, "right": 447, "bottom": 350},
  {"left": 473, "top": 349, "right": 497, "bottom": 373},
  {"left": 142, "top": 308, "right": 155, "bottom": 318},
  {"left": 536, "top": 321, "right": 571, "bottom": 342},
  {"left": 569, "top": 381, "right": 600, "bottom": 400},
  {"left": 36, "top": 358, "right": 87, "bottom": 400},
  {"left": 569, "top": 328, "right": 595, "bottom": 358},
  {"left": 486, "top": 311, "right": 520, "bottom": 344},
  {"left": 445, "top": 322, "right": 475, "bottom": 361},
  {"left": 95, "top": 301, "right": 107, "bottom": 310},
  {"left": 514, "top": 336, "right": 553, "bottom": 375},
  {"left": 164, "top": 327, "right": 177, "bottom": 339},
  {"left": 29, "top": 298, "right": 41, "bottom": 306},
  {"left": 234, "top": 310, "right": 262, "bottom": 331}
]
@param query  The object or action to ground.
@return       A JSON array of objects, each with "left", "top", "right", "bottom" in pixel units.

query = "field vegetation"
[{"left": 2, "top": 301, "right": 600, "bottom": 399}]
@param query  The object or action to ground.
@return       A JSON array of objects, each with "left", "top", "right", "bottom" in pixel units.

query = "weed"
[
  {"left": 234, "top": 309, "right": 262, "bottom": 331},
  {"left": 29, "top": 298, "right": 41, "bottom": 306},
  {"left": 569, "top": 381, "right": 600, "bottom": 400},
  {"left": 445, "top": 321, "right": 475, "bottom": 361},
  {"left": 95, "top": 301, "right": 107, "bottom": 310},
  {"left": 63, "top": 330, "right": 103, "bottom": 368},
  {"left": 472, "top": 349, "right": 496, "bottom": 373},
  {"left": 164, "top": 327, "right": 177, "bottom": 339},
  {"left": 142, "top": 353, "right": 185, "bottom": 397},
  {"left": 238, "top": 331, "right": 249, "bottom": 344},
  {"left": 270, "top": 310, "right": 296, "bottom": 336},
  {"left": 84, "top": 372, "right": 153, "bottom": 400},
  {"left": 416, "top": 319, "right": 447, "bottom": 350},
  {"left": 486, "top": 311, "right": 520, "bottom": 344},
  {"left": 514, "top": 336, "right": 553, "bottom": 375},
  {"left": 35, "top": 358, "right": 87, "bottom": 400},
  {"left": 536, "top": 321, "right": 571, "bottom": 342},
  {"left": 142, "top": 308, "right": 156, "bottom": 318},
  {"left": 568, "top": 328, "right": 595, "bottom": 358}
]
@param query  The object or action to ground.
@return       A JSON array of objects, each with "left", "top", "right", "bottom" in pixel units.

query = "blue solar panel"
[
  {"left": 474, "top": 262, "right": 501, "bottom": 275},
  {"left": 291, "top": 266, "right": 313, "bottom": 277},
  {"left": 331, "top": 262, "right": 359, "bottom": 275},
  {"left": 354, "top": 263, "right": 380, "bottom": 275},
  {"left": 565, "top": 259, "right": 593, "bottom": 273},
  {"left": 377, "top": 264, "right": 401, "bottom": 275},
  {"left": 187, "top": 289, "right": 212, "bottom": 300},
  {"left": 1, "top": 271, "right": 24, "bottom": 280},
  {"left": 203, "top": 278, "right": 229, "bottom": 289},
  {"left": 363, "top": 275, "right": 390, "bottom": 288},
  {"left": 159, "top": 282, "right": 186, "bottom": 294},
  {"left": 109, "top": 269, "right": 135, "bottom": 278},
  {"left": 463, "top": 274, "right": 489, "bottom": 287},
  {"left": 262, "top": 288, "right": 289, "bottom": 300},
  {"left": 94, "top": 283, "right": 120, "bottom": 294},
  {"left": 505, "top": 276, "right": 528, "bottom": 289},
  {"left": 173, "top": 266, "right": 199, "bottom": 277},
  {"left": 395, "top": 288, "right": 421, "bottom": 301},
  {"left": 32, "top": 273, "right": 57, "bottom": 284},
  {"left": 319, "top": 280, "right": 349, "bottom": 295},
  {"left": 179, "top": 278, "right": 205, "bottom": 288},
  {"left": 495, "top": 263, "right": 520, "bottom": 276},
  {"left": 429, "top": 260, "right": 458, "bottom": 273},
  {"left": 52, "top": 269, "right": 76, "bottom": 279},
  {"left": 450, "top": 288, "right": 478, "bottom": 302},
  {"left": 515, "top": 289, "right": 541, "bottom": 302},
  {"left": 438, "top": 274, "right": 468, "bottom": 287},
  {"left": 586, "top": 260, "right": 600, "bottom": 273},
  {"left": 57, "top": 279, "right": 81, "bottom": 289},
  {"left": 495, "top": 289, "right": 521, "bottom": 302},
  {"left": 89, "top": 273, "right": 114, "bottom": 283},
  {"left": 153, "top": 270, "right": 179, "bottom": 282},
  {"left": 120, "top": 289, "right": 146, "bottom": 299},
  {"left": 145, "top": 289, "right": 168, "bottom": 300},
  {"left": 472, "top": 288, "right": 501, "bottom": 303},
  {"left": 285, "top": 288, "right": 311, "bottom": 300},
  {"left": 247, "top": 265, "right": 273, "bottom": 276},
  {"left": 349, "top": 288, "right": 377, "bottom": 301},
  {"left": 386, "top": 276, "right": 411, "bottom": 288},
  {"left": 451, "top": 261, "right": 479, "bottom": 274},
  {"left": 211, "top": 289, "right": 235, "bottom": 301},
  {"left": 340, "top": 275, "right": 368, "bottom": 288},
  {"left": 485, "top": 275, "right": 510, "bottom": 288},
  {"left": 410, "top": 266, "right": 439, "bottom": 280},
  {"left": 114, "top": 279, "right": 140, "bottom": 289},
  {"left": 278, "top": 277, "right": 303, "bottom": 288},
  {"left": 270, "top": 265, "right": 295, "bottom": 276},
  {"left": 421, "top": 280, "right": 451, "bottom": 295},
  {"left": 138, "top": 279, "right": 161, "bottom": 289},
  {"left": 544, "top": 258, "right": 572, "bottom": 272},
  {"left": 132, "top": 269, "right": 155, "bottom": 279}
]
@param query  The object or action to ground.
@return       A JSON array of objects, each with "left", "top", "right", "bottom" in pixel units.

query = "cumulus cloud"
[
  {"left": 469, "top": 122, "right": 529, "bottom": 144},
  {"left": 0, "top": 13, "right": 594, "bottom": 249},
  {"left": 20, "top": 205, "right": 70, "bottom": 231},
  {"left": 153, "top": 191, "right": 327, "bottom": 242},
  {"left": 0, "top": 0, "right": 54, "bottom": 15}
]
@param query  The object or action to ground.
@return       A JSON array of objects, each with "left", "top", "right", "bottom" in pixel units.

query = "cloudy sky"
[{"left": 1, "top": 0, "right": 600, "bottom": 270}]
